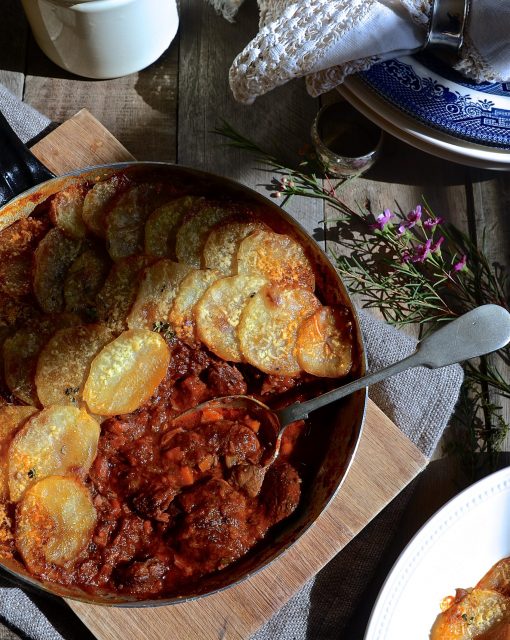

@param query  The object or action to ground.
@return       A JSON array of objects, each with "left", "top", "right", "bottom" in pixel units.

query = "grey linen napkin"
[{"left": 0, "top": 86, "right": 464, "bottom": 640}]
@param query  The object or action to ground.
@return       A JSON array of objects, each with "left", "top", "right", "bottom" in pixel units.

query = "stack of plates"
[{"left": 340, "top": 52, "right": 510, "bottom": 169}]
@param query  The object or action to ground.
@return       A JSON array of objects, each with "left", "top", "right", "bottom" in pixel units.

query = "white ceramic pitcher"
[{"left": 21, "top": 0, "right": 179, "bottom": 79}]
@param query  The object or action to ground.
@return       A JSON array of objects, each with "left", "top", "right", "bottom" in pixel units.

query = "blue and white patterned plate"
[{"left": 357, "top": 52, "right": 510, "bottom": 149}]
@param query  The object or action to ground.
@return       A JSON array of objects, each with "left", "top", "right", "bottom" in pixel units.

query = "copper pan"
[{"left": 0, "top": 111, "right": 367, "bottom": 606}]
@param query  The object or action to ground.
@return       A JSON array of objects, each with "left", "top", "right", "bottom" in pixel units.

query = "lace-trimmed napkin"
[
  {"left": 215, "top": 0, "right": 510, "bottom": 104},
  {"left": 0, "top": 86, "right": 463, "bottom": 640}
]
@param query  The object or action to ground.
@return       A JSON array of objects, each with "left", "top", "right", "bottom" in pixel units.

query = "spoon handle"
[
  {"left": 276, "top": 304, "right": 510, "bottom": 427},
  {"left": 275, "top": 353, "right": 419, "bottom": 426}
]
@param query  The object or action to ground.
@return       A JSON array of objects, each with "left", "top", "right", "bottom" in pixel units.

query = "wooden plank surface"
[{"left": 26, "top": 109, "right": 427, "bottom": 640}]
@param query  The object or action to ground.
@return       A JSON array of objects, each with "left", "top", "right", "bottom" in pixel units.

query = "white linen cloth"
[{"left": 218, "top": 0, "right": 510, "bottom": 104}]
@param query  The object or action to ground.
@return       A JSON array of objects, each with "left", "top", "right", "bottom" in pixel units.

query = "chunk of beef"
[
  {"left": 117, "top": 558, "right": 168, "bottom": 595},
  {"left": 176, "top": 479, "right": 255, "bottom": 573},
  {"left": 206, "top": 361, "right": 247, "bottom": 396},
  {"left": 260, "top": 462, "right": 301, "bottom": 524}
]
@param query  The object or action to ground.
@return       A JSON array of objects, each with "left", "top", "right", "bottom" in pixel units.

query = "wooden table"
[{"left": 1, "top": 0, "right": 509, "bottom": 638}]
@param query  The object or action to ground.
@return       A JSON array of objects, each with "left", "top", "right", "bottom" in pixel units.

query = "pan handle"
[{"left": 0, "top": 110, "right": 55, "bottom": 208}]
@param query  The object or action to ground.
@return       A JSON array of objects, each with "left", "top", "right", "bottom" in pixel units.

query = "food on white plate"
[{"left": 431, "top": 556, "right": 510, "bottom": 639}]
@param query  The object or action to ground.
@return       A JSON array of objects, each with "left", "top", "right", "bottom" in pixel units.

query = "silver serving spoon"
[{"left": 174, "top": 304, "right": 510, "bottom": 467}]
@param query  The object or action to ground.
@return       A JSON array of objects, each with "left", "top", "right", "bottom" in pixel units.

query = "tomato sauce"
[{"left": 29, "top": 339, "right": 314, "bottom": 597}]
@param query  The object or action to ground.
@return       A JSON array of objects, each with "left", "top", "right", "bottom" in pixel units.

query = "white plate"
[
  {"left": 340, "top": 78, "right": 510, "bottom": 170},
  {"left": 364, "top": 466, "right": 510, "bottom": 639}
]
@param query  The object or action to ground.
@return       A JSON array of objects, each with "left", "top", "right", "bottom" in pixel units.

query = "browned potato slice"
[
  {"left": 16, "top": 476, "right": 96, "bottom": 571},
  {"left": 82, "top": 173, "right": 132, "bottom": 238},
  {"left": 0, "top": 254, "right": 32, "bottom": 298},
  {"left": 237, "top": 229, "right": 315, "bottom": 290},
  {"left": 238, "top": 285, "right": 321, "bottom": 376},
  {"left": 35, "top": 324, "right": 114, "bottom": 407},
  {"left": 8, "top": 405, "right": 99, "bottom": 502},
  {"left": 175, "top": 202, "right": 237, "bottom": 267},
  {"left": 83, "top": 329, "right": 170, "bottom": 415},
  {"left": 145, "top": 196, "right": 202, "bottom": 259},
  {"left": 127, "top": 260, "right": 193, "bottom": 330},
  {"left": 0, "top": 218, "right": 50, "bottom": 300},
  {"left": 0, "top": 406, "right": 37, "bottom": 502},
  {"left": 3, "top": 315, "right": 78, "bottom": 405},
  {"left": 3, "top": 328, "right": 50, "bottom": 405},
  {"left": 64, "top": 246, "right": 110, "bottom": 318},
  {"left": 96, "top": 255, "right": 154, "bottom": 332},
  {"left": 49, "top": 184, "right": 88, "bottom": 239},
  {"left": 296, "top": 306, "right": 353, "bottom": 378},
  {"left": 33, "top": 228, "right": 82, "bottom": 314},
  {"left": 195, "top": 275, "right": 267, "bottom": 362},
  {"left": 106, "top": 183, "right": 175, "bottom": 260},
  {"left": 169, "top": 269, "right": 221, "bottom": 344},
  {"left": 203, "top": 220, "right": 267, "bottom": 275},
  {"left": 0, "top": 217, "right": 50, "bottom": 260},
  {"left": 430, "top": 588, "right": 510, "bottom": 639}
]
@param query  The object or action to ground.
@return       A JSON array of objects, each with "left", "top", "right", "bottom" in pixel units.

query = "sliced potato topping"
[
  {"left": 3, "top": 315, "right": 78, "bottom": 405},
  {"left": 237, "top": 229, "right": 315, "bottom": 290},
  {"left": 0, "top": 254, "right": 32, "bottom": 299},
  {"left": 16, "top": 475, "right": 96, "bottom": 571},
  {"left": 106, "top": 183, "right": 174, "bottom": 260},
  {"left": 33, "top": 228, "right": 82, "bottom": 314},
  {"left": 175, "top": 203, "right": 237, "bottom": 268},
  {"left": 82, "top": 173, "right": 131, "bottom": 238},
  {"left": 35, "top": 324, "right": 114, "bottom": 407},
  {"left": 296, "top": 306, "right": 353, "bottom": 378},
  {"left": 8, "top": 405, "right": 100, "bottom": 502},
  {"left": 238, "top": 285, "right": 321, "bottom": 376},
  {"left": 49, "top": 184, "right": 88, "bottom": 239},
  {"left": 195, "top": 274, "right": 267, "bottom": 362},
  {"left": 83, "top": 329, "right": 170, "bottom": 415},
  {"left": 96, "top": 255, "right": 154, "bottom": 333},
  {"left": 145, "top": 196, "right": 202, "bottom": 259},
  {"left": 169, "top": 269, "right": 221, "bottom": 344},
  {"left": 203, "top": 220, "right": 267, "bottom": 275},
  {"left": 3, "top": 328, "right": 50, "bottom": 406},
  {"left": 127, "top": 260, "right": 193, "bottom": 330},
  {"left": 0, "top": 406, "right": 37, "bottom": 502},
  {"left": 64, "top": 246, "right": 110, "bottom": 318}
]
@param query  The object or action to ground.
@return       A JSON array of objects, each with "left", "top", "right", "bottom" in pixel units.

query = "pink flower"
[
  {"left": 412, "top": 239, "right": 432, "bottom": 263},
  {"left": 370, "top": 209, "right": 394, "bottom": 230},
  {"left": 453, "top": 254, "right": 467, "bottom": 272},
  {"left": 401, "top": 250, "right": 412, "bottom": 263},
  {"left": 424, "top": 216, "right": 444, "bottom": 229},
  {"left": 406, "top": 205, "right": 422, "bottom": 227},
  {"left": 397, "top": 223, "right": 407, "bottom": 236},
  {"left": 431, "top": 236, "right": 444, "bottom": 253}
]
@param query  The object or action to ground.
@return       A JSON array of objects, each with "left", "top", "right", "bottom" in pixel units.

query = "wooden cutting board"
[{"left": 30, "top": 109, "right": 428, "bottom": 640}]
